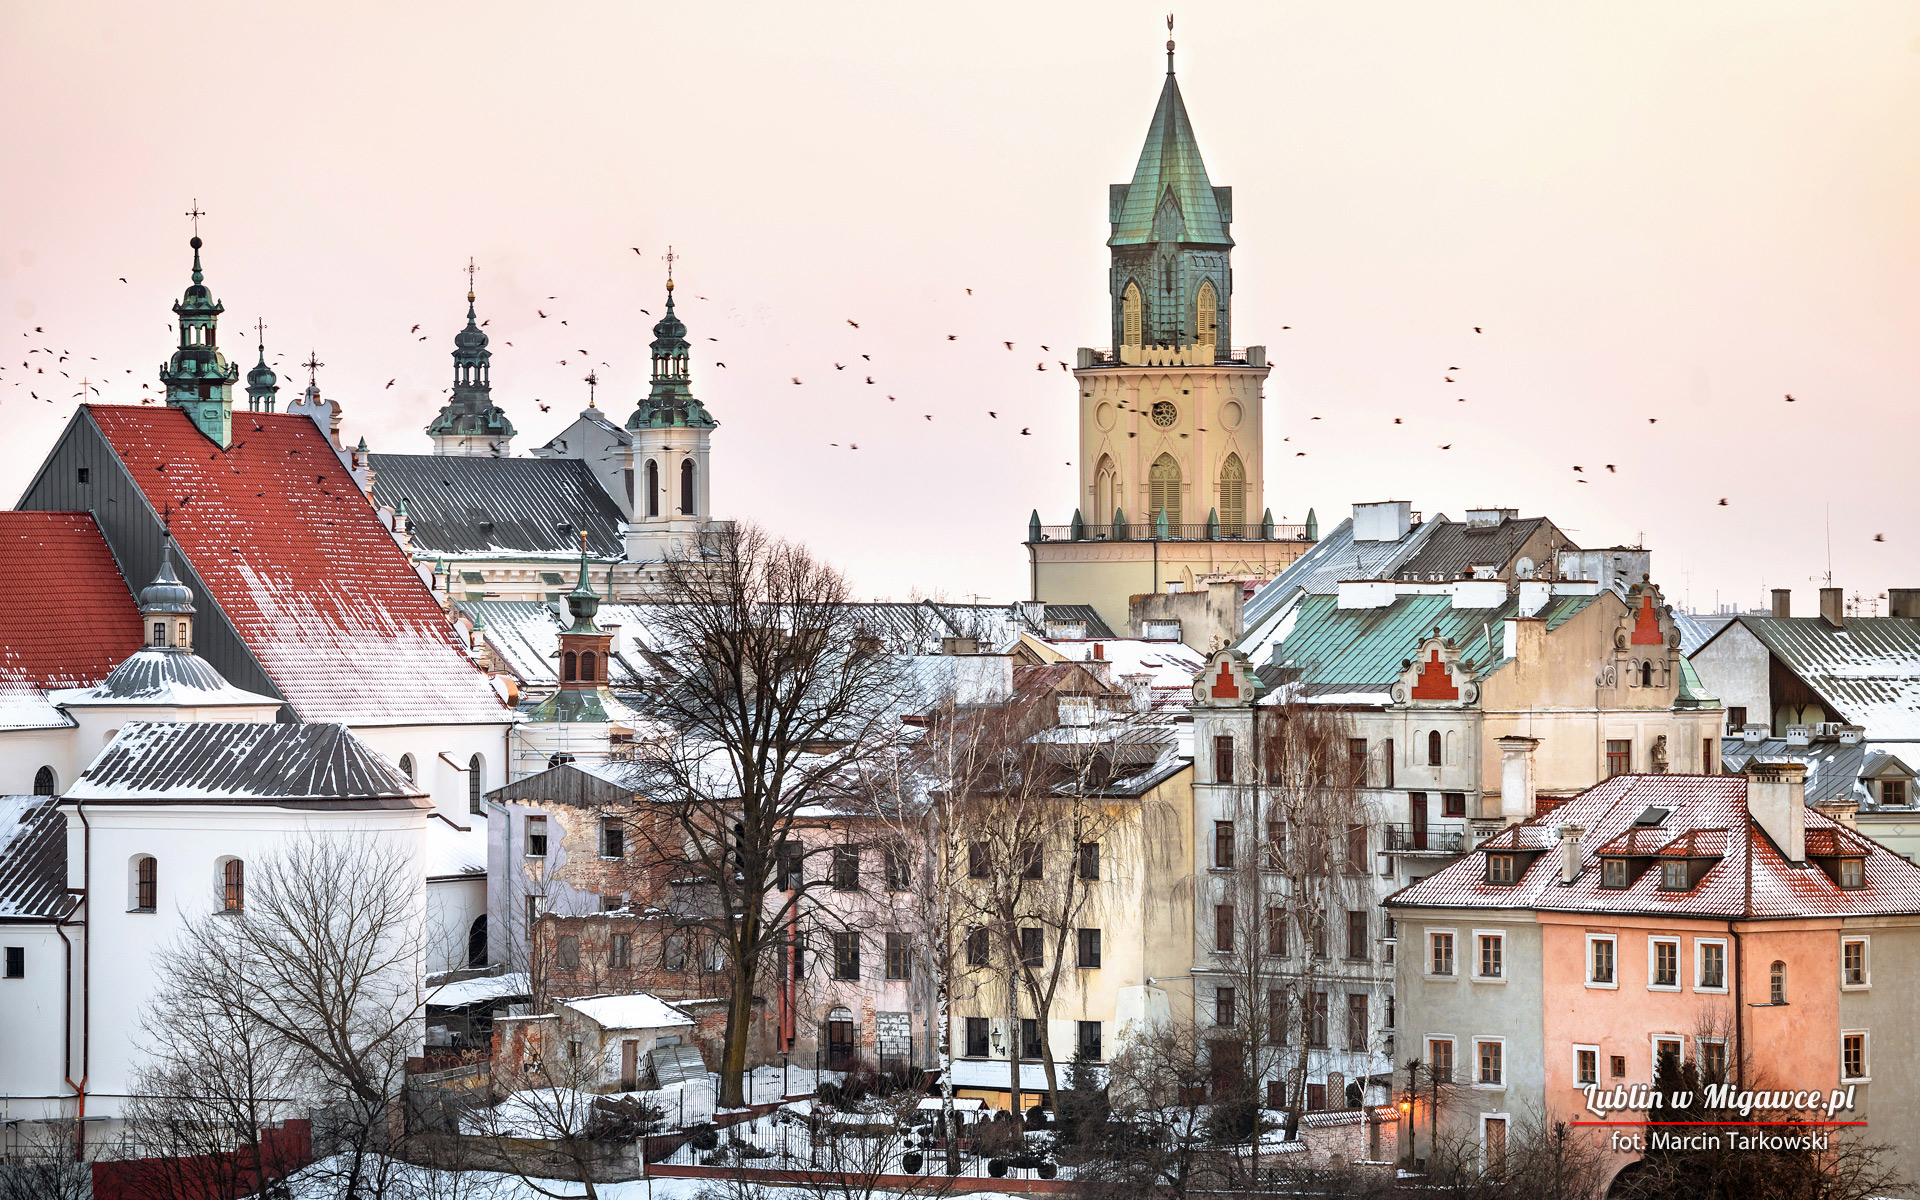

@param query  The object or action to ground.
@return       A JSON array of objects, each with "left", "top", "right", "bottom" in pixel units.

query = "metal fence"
[{"left": 660, "top": 1117, "right": 1066, "bottom": 1183}]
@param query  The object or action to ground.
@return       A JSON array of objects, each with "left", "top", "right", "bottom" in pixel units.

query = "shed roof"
[
  {"left": 0, "top": 797, "right": 69, "bottom": 921},
  {"left": 1391, "top": 516, "right": 1556, "bottom": 581},
  {"left": 369, "top": 453, "right": 625, "bottom": 559},
  {"left": 67, "top": 721, "right": 430, "bottom": 807}
]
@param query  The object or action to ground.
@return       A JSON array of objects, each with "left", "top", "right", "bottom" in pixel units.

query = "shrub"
[
  {"left": 689, "top": 1125, "right": 720, "bottom": 1152},
  {"left": 987, "top": 1159, "right": 1008, "bottom": 1178}
]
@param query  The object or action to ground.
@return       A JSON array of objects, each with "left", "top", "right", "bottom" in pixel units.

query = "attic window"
[
  {"left": 1660, "top": 860, "right": 1689, "bottom": 891},
  {"left": 461, "top": 571, "right": 486, "bottom": 585},
  {"left": 1601, "top": 858, "right": 1629, "bottom": 889},
  {"left": 1486, "top": 853, "right": 1517, "bottom": 885},
  {"left": 540, "top": 572, "right": 564, "bottom": 586},
  {"left": 1838, "top": 858, "right": 1865, "bottom": 889},
  {"left": 1633, "top": 806, "right": 1670, "bottom": 827}
]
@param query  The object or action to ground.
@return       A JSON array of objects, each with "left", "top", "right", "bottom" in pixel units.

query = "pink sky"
[{"left": 2, "top": 2, "right": 1916, "bottom": 611}]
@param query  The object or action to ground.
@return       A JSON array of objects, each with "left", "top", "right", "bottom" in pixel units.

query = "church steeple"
[
  {"left": 426, "top": 260, "right": 516, "bottom": 456},
  {"left": 159, "top": 217, "right": 240, "bottom": 447},
  {"left": 626, "top": 267, "right": 717, "bottom": 432},
  {"left": 138, "top": 538, "right": 197, "bottom": 652},
  {"left": 245, "top": 320, "right": 279, "bottom": 412},
  {"left": 1108, "top": 22, "right": 1234, "bottom": 358}
]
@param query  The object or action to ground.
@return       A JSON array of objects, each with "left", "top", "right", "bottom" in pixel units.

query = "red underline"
[{"left": 1572, "top": 1121, "right": 1868, "bottom": 1127}]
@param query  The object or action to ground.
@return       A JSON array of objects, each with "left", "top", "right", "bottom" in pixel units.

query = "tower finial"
[
  {"left": 255, "top": 318, "right": 267, "bottom": 349},
  {"left": 466, "top": 256, "right": 478, "bottom": 306},
  {"left": 303, "top": 350, "right": 324, "bottom": 388},
  {"left": 1166, "top": 12, "right": 1175, "bottom": 72},
  {"left": 662, "top": 244, "right": 676, "bottom": 293},
  {"left": 584, "top": 369, "right": 599, "bottom": 408}
]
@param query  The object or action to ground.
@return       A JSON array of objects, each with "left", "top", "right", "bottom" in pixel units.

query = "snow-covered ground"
[{"left": 280, "top": 1156, "right": 1042, "bottom": 1200}]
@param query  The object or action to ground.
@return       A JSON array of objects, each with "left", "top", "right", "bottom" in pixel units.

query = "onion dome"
[{"left": 138, "top": 545, "right": 195, "bottom": 615}]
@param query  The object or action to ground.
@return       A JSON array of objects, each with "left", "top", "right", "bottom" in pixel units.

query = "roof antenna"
[{"left": 1166, "top": 12, "right": 1176, "bottom": 72}]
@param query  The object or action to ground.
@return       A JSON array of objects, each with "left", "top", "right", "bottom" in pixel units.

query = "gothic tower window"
[
  {"left": 1094, "top": 456, "right": 1117, "bottom": 526},
  {"left": 681, "top": 459, "right": 696, "bottom": 516},
  {"left": 1149, "top": 454, "right": 1182, "bottom": 529},
  {"left": 563, "top": 651, "right": 578, "bottom": 683},
  {"left": 1122, "top": 282, "right": 1143, "bottom": 347},
  {"left": 1217, "top": 452, "right": 1245, "bottom": 534},
  {"left": 468, "top": 754, "right": 484, "bottom": 815},
  {"left": 580, "top": 651, "right": 597, "bottom": 682},
  {"left": 1196, "top": 280, "right": 1218, "bottom": 346},
  {"left": 645, "top": 460, "right": 660, "bottom": 518}
]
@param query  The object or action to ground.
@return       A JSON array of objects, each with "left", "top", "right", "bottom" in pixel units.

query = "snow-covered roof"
[
  {"left": 0, "top": 796, "right": 67, "bottom": 920},
  {"left": 425, "top": 816, "right": 488, "bottom": 878},
  {"left": 67, "top": 721, "right": 431, "bottom": 807},
  {"left": 558, "top": 992, "right": 696, "bottom": 1030},
  {"left": 428, "top": 972, "right": 532, "bottom": 1008},
  {"left": 1710, "top": 615, "right": 1920, "bottom": 740},
  {"left": 368, "top": 453, "right": 626, "bottom": 559},
  {"left": 0, "top": 680, "right": 72, "bottom": 732},
  {"left": 1031, "top": 637, "right": 1205, "bottom": 693},
  {"left": 49, "top": 648, "right": 282, "bottom": 709}
]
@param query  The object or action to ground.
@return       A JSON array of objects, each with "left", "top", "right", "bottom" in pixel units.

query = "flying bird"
[
  {"left": 1393, "top": 418, "right": 1402, "bottom": 424},
  {"left": 411, "top": 324, "right": 421, "bottom": 333},
  {"left": 924, "top": 414, "right": 933, "bottom": 421},
  {"left": 716, "top": 362, "right": 727, "bottom": 368},
  {"left": 1605, "top": 464, "right": 1616, "bottom": 473},
  {"left": 989, "top": 411, "right": 997, "bottom": 419},
  {"left": 1875, "top": 533, "right": 1886, "bottom": 542},
  {"left": 865, "top": 376, "right": 874, "bottom": 384},
  {"left": 1784, "top": 393, "right": 1796, "bottom": 402},
  {"left": 538, "top": 402, "right": 551, "bottom": 412},
  {"left": 1717, "top": 498, "right": 1729, "bottom": 506},
  {"left": 791, "top": 377, "right": 803, "bottom": 385},
  {"left": 119, "top": 277, "right": 126, "bottom": 283},
  {"left": 1473, "top": 327, "right": 1482, "bottom": 333},
  {"left": 1572, "top": 466, "right": 1583, "bottom": 473},
  {"left": 538, "top": 310, "right": 549, "bottom": 318},
  {"left": 847, "top": 319, "right": 860, "bottom": 328},
  {"left": 1004, "top": 342, "right": 1014, "bottom": 351},
  {"left": 835, "top": 363, "right": 846, "bottom": 370},
  {"left": 1020, "top": 428, "right": 1031, "bottom": 435},
  {"left": 1439, "top": 443, "right": 1452, "bottom": 450},
  {"left": 861, "top": 354, "right": 870, "bottom": 361},
  {"left": 947, "top": 334, "right": 957, "bottom": 341},
  {"left": 1036, "top": 363, "right": 1046, "bottom": 371}
]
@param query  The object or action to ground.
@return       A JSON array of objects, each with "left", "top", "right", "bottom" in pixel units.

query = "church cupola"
[
  {"left": 626, "top": 270, "right": 717, "bottom": 433},
  {"left": 138, "top": 541, "right": 197, "bottom": 652},
  {"left": 1107, "top": 23, "right": 1234, "bottom": 359},
  {"left": 624, "top": 253, "right": 719, "bottom": 546},
  {"left": 427, "top": 261, "right": 517, "bottom": 457},
  {"left": 159, "top": 226, "right": 240, "bottom": 448},
  {"left": 526, "top": 536, "right": 632, "bottom": 726},
  {"left": 245, "top": 320, "right": 279, "bottom": 412}
]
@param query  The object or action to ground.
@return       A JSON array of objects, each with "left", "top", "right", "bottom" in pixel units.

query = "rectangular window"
[
  {"left": 1215, "top": 904, "right": 1236, "bottom": 952},
  {"left": 884, "top": 847, "right": 910, "bottom": 891},
  {"left": 778, "top": 841, "right": 803, "bottom": 891},
  {"left": 965, "top": 1017, "right": 989, "bottom": 1058},
  {"left": 1266, "top": 821, "right": 1286, "bottom": 868},
  {"left": 1602, "top": 858, "right": 1629, "bottom": 888},
  {"left": 1430, "top": 931, "right": 1455, "bottom": 976},
  {"left": 886, "top": 932, "right": 911, "bottom": 980},
  {"left": 832, "top": 845, "right": 861, "bottom": 891},
  {"left": 1661, "top": 860, "right": 1688, "bottom": 891},
  {"left": 1266, "top": 906, "right": 1287, "bottom": 956},
  {"left": 1577, "top": 1046, "right": 1598, "bottom": 1085},
  {"left": 1842, "top": 939, "right": 1868, "bottom": 987},
  {"left": 1700, "top": 1039, "right": 1728, "bottom": 1079},
  {"left": 1477, "top": 1040, "right": 1504, "bottom": 1087},
  {"left": 1589, "top": 936, "right": 1616, "bottom": 986},
  {"left": 1021, "top": 1018, "right": 1042, "bottom": 1059},
  {"left": 1266, "top": 989, "right": 1287, "bottom": 1045},
  {"left": 609, "top": 933, "right": 631, "bottom": 969},
  {"left": 1216, "top": 986, "right": 1236, "bottom": 1027},
  {"left": 1727, "top": 706, "right": 1747, "bottom": 732},
  {"left": 525, "top": 816, "right": 548, "bottom": 858},
  {"left": 1077, "top": 927, "right": 1102, "bottom": 969},
  {"left": 1308, "top": 993, "right": 1329, "bottom": 1047},
  {"left": 1611, "top": 1055, "right": 1627, "bottom": 1078},
  {"left": 1607, "top": 739, "right": 1632, "bottom": 777},
  {"left": 1077, "top": 1020, "right": 1102, "bottom": 1060},
  {"left": 1839, "top": 858, "right": 1865, "bottom": 889},
  {"left": 1443, "top": 791, "right": 1467, "bottom": 818},
  {"left": 1214, "top": 734, "right": 1235, "bottom": 784},
  {"left": 1345, "top": 824, "right": 1369, "bottom": 873},
  {"left": 968, "top": 842, "right": 990, "bottom": 879},
  {"left": 833, "top": 932, "right": 860, "bottom": 980},
  {"left": 601, "top": 821, "right": 624, "bottom": 859},
  {"left": 1267, "top": 1079, "right": 1287, "bottom": 1109},
  {"left": 1842, "top": 1033, "right": 1867, "bottom": 1081},
  {"left": 1703, "top": 738, "right": 1716, "bottom": 774},
  {"left": 1214, "top": 821, "right": 1236, "bottom": 870},
  {"left": 1077, "top": 841, "right": 1100, "bottom": 880},
  {"left": 135, "top": 857, "right": 156, "bottom": 911},
  {"left": 1700, "top": 940, "right": 1727, "bottom": 991},
  {"left": 3, "top": 946, "right": 21, "bottom": 978},
  {"left": 1882, "top": 779, "right": 1909, "bottom": 807},
  {"left": 1019, "top": 926, "right": 1043, "bottom": 967},
  {"left": 76, "top": 467, "right": 90, "bottom": 484},
  {"left": 1429, "top": 1038, "right": 1454, "bottom": 1083},
  {"left": 556, "top": 935, "right": 579, "bottom": 970},
  {"left": 1345, "top": 993, "right": 1368, "bottom": 1049},
  {"left": 1018, "top": 842, "right": 1043, "bottom": 880},
  {"left": 1382, "top": 738, "right": 1395, "bottom": 788},
  {"left": 1306, "top": 1083, "right": 1327, "bottom": 1111},
  {"left": 1654, "top": 1038, "right": 1683, "bottom": 1071},
  {"left": 966, "top": 926, "right": 989, "bottom": 967},
  {"left": 1651, "top": 939, "right": 1679, "bottom": 989},
  {"left": 1348, "top": 738, "right": 1369, "bottom": 787},
  {"left": 1486, "top": 853, "right": 1516, "bottom": 884},
  {"left": 1313, "top": 923, "right": 1327, "bottom": 959},
  {"left": 1477, "top": 933, "right": 1503, "bottom": 979},
  {"left": 1347, "top": 910, "right": 1368, "bottom": 960}
]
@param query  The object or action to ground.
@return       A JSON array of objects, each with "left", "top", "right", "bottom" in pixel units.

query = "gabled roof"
[
  {"left": 1390, "top": 773, "right": 1920, "bottom": 919},
  {"left": 0, "top": 512, "right": 143, "bottom": 688},
  {"left": 1241, "top": 516, "right": 1441, "bottom": 633},
  {"left": 79, "top": 406, "right": 506, "bottom": 725},
  {"left": 1709, "top": 615, "right": 1920, "bottom": 739},
  {"left": 368, "top": 453, "right": 625, "bottom": 559},
  {"left": 0, "top": 797, "right": 69, "bottom": 921},
  {"left": 67, "top": 721, "right": 429, "bottom": 807},
  {"left": 1110, "top": 67, "right": 1230, "bottom": 248},
  {"left": 1391, "top": 516, "right": 1557, "bottom": 581},
  {"left": 1720, "top": 736, "right": 1875, "bottom": 805}
]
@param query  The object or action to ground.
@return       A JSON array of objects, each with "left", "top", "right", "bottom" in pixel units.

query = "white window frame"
[
  {"left": 1473, "top": 1036, "right": 1508, "bottom": 1090},
  {"left": 1695, "top": 1036, "right": 1728, "bottom": 1080},
  {"left": 1426, "top": 928, "right": 1458, "bottom": 980},
  {"left": 1425, "top": 1034, "right": 1458, "bottom": 1084},
  {"left": 1471, "top": 929, "right": 1507, "bottom": 983},
  {"left": 1647, "top": 936, "right": 1682, "bottom": 992},
  {"left": 1585, "top": 933, "right": 1618, "bottom": 989},
  {"left": 1479, "top": 1112, "right": 1513, "bottom": 1170},
  {"left": 1651, "top": 1035, "right": 1685, "bottom": 1076},
  {"left": 1572, "top": 1043, "right": 1601, "bottom": 1087},
  {"left": 1695, "top": 937, "right": 1729, "bottom": 994},
  {"left": 1840, "top": 1029, "right": 1870, "bottom": 1082},
  {"left": 1840, "top": 936, "right": 1871, "bottom": 990}
]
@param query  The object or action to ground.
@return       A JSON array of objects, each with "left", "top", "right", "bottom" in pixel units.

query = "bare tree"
[
  {"left": 625, "top": 523, "right": 916, "bottom": 1108},
  {"left": 461, "top": 1033, "right": 661, "bottom": 1200},
  {"left": 0, "top": 1122, "right": 98, "bottom": 1200}
]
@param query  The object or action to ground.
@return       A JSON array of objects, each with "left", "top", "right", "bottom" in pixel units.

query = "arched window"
[
  {"left": 131, "top": 855, "right": 157, "bottom": 912},
  {"left": 398, "top": 754, "right": 415, "bottom": 783},
  {"left": 1196, "top": 280, "right": 1218, "bottom": 346},
  {"left": 1428, "top": 730, "right": 1443, "bottom": 767},
  {"left": 1217, "top": 453, "right": 1245, "bottom": 535},
  {"left": 1639, "top": 660, "right": 1653, "bottom": 687},
  {"left": 222, "top": 859, "right": 245, "bottom": 912},
  {"left": 1094, "top": 456, "right": 1116, "bottom": 530},
  {"left": 580, "top": 651, "right": 597, "bottom": 682},
  {"left": 467, "top": 915, "right": 488, "bottom": 968},
  {"left": 1122, "top": 282, "right": 1143, "bottom": 347},
  {"left": 1770, "top": 960, "right": 1786, "bottom": 1004},
  {"left": 645, "top": 460, "right": 660, "bottom": 518},
  {"left": 680, "top": 459, "right": 696, "bottom": 516},
  {"left": 563, "top": 651, "right": 578, "bottom": 682},
  {"left": 1149, "top": 454, "right": 1182, "bottom": 529},
  {"left": 468, "top": 753, "right": 484, "bottom": 815},
  {"left": 32, "top": 766, "right": 54, "bottom": 796}
]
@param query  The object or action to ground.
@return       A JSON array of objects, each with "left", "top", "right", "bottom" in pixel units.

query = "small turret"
[
  {"left": 159, "top": 231, "right": 240, "bottom": 447},
  {"left": 245, "top": 321, "right": 279, "bottom": 412},
  {"left": 139, "top": 541, "right": 197, "bottom": 652},
  {"left": 427, "top": 261, "right": 516, "bottom": 456}
]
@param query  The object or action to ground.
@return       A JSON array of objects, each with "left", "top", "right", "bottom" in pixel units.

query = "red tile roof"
[
  {"left": 1390, "top": 773, "right": 1920, "bottom": 919},
  {"left": 0, "top": 512, "right": 142, "bottom": 687},
  {"left": 83, "top": 406, "right": 506, "bottom": 725}
]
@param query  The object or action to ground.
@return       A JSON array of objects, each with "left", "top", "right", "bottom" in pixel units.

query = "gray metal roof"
[
  {"left": 1720, "top": 737, "right": 1875, "bottom": 805},
  {"left": 369, "top": 453, "right": 625, "bottom": 558},
  {"left": 52, "top": 648, "right": 282, "bottom": 708},
  {"left": 1241, "top": 516, "right": 1440, "bottom": 635},
  {"left": 67, "top": 722, "right": 429, "bottom": 807},
  {"left": 0, "top": 797, "right": 68, "bottom": 921},
  {"left": 1391, "top": 516, "right": 1557, "bottom": 581},
  {"left": 1716, "top": 615, "right": 1920, "bottom": 740}
]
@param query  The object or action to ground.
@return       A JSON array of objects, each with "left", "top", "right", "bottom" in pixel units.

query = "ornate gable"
[
  {"left": 1193, "top": 648, "right": 1256, "bottom": 707},
  {"left": 1392, "top": 635, "right": 1478, "bottom": 707},
  {"left": 1616, "top": 581, "right": 1678, "bottom": 652}
]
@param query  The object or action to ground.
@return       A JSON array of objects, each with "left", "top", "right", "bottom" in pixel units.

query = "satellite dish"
[{"left": 1515, "top": 557, "right": 1536, "bottom": 579}]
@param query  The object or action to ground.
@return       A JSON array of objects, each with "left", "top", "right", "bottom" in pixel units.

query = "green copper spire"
[
  {"left": 245, "top": 320, "right": 279, "bottom": 412},
  {"left": 426, "top": 261, "right": 516, "bottom": 454},
  {"left": 627, "top": 269, "right": 718, "bottom": 431},
  {"left": 160, "top": 231, "right": 240, "bottom": 448},
  {"left": 564, "top": 534, "right": 601, "bottom": 633}
]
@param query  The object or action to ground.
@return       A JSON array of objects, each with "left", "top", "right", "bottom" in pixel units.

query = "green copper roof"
[
  {"left": 1109, "top": 67, "right": 1231, "bottom": 248},
  {"left": 1264, "top": 591, "right": 1602, "bottom": 690},
  {"left": 627, "top": 285, "right": 717, "bottom": 430},
  {"left": 427, "top": 285, "right": 517, "bottom": 439}
]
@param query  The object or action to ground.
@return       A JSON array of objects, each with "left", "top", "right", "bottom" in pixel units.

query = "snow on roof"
[
  {"left": 0, "top": 796, "right": 68, "bottom": 919},
  {"left": 428, "top": 972, "right": 531, "bottom": 1008},
  {"left": 49, "top": 649, "right": 282, "bottom": 709},
  {"left": 67, "top": 721, "right": 431, "bottom": 806},
  {"left": 368, "top": 454, "right": 626, "bottom": 559},
  {"left": 0, "top": 680, "right": 72, "bottom": 732},
  {"left": 1724, "top": 615, "right": 1920, "bottom": 740},
  {"left": 558, "top": 992, "right": 695, "bottom": 1030},
  {"left": 425, "top": 816, "right": 488, "bottom": 877},
  {"left": 0, "top": 513, "right": 143, "bottom": 689},
  {"left": 82, "top": 406, "right": 508, "bottom": 727},
  {"left": 1035, "top": 638, "right": 1205, "bottom": 692}
]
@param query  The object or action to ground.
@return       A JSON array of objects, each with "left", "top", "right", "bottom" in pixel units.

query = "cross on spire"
[
  {"left": 254, "top": 318, "right": 267, "bottom": 347},
  {"left": 584, "top": 369, "right": 599, "bottom": 407},
  {"left": 662, "top": 244, "right": 677, "bottom": 291},
  {"left": 466, "top": 256, "right": 478, "bottom": 303},
  {"left": 185, "top": 199, "right": 205, "bottom": 236},
  {"left": 302, "top": 351, "right": 324, "bottom": 386}
]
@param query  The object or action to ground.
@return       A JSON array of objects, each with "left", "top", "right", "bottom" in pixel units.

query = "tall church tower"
[
  {"left": 622, "top": 268, "right": 718, "bottom": 560},
  {"left": 160, "top": 235, "right": 240, "bottom": 448},
  {"left": 1025, "top": 30, "right": 1314, "bottom": 637},
  {"left": 427, "top": 268, "right": 516, "bottom": 456}
]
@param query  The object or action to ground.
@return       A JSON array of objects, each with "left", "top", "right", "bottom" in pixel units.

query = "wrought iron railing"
[
  {"left": 1031, "top": 522, "right": 1310, "bottom": 544},
  {"left": 1382, "top": 823, "right": 1467, "bottom": 854}
]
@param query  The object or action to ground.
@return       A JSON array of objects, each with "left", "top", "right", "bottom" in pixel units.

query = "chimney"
[
  {"left": 1889, "top": 589, "right": 1920, "bottom": 620},
  {"left": 1091, "top": 643, "right": 1105, "bottom": 661},
  {"left": 1819, "top": 587, "right": 1845, "bottom": 628},
  {"left": 1771, "top": 589, "right": 1792, "bottom": 618},
  {"left": 1558, "top": 824, "right": 1584, "bottom": 884},
  {"left": 1498, "top": 736, "right": 1539, "bottom": 824},
  {"left": 1745, "top": 759, "right": 1807, "bottom": 864},
  {"left": 1121, "top": 672, "right": 1152, "bottom": 712}
]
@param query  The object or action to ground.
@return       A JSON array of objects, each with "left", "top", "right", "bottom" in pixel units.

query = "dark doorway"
[
  {"left": 827, "top": 1013, "right": 855, "bottom": 1070},
  {"left": 467, "top": 915, "right": 488, "bottom": 968}
]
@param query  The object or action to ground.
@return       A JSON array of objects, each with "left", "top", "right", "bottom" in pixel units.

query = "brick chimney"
[
  {"left": 1890, "top": 589, "right": 1920, "bottom": 620},
  {"left": 1746, "top": 759, "right": 1807, "bottom": 864},
  {"left": 1498, "top": 736, "right": 1539, "bottom": 824},
  {"left": 1819, "top": 588, "right": 1845, "bottom": 628},
  {"left": 1771, "top": 589, "right": 1792, "bottom": 618}
]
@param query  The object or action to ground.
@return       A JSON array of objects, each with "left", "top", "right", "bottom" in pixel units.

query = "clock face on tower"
[{"left": 1151, "top": 400, "right": 1177, "bottom": 428}]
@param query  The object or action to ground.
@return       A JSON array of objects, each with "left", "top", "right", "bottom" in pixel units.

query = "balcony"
[
  {"left": 1031, "top": 521, "right": 1310, "bottom": 544},
  {"left": 1382, "top": 823, "right": 1466, "bottom": 855}
]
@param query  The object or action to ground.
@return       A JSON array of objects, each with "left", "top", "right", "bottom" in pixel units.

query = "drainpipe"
[{"left": 64, "top": 797, "right": 93, "bottom": 1160}]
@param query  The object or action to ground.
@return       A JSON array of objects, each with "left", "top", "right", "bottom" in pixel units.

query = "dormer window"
[
  {"left": 1838, "top": 858, "right": 1865, "bottom": 889},
  {"left": 1486, "top": 853, "right": 1517, "bottom": 885},
  {"left": 1660, "top": 860, "right": 1689, "bottom": 891},
  {"left": 1602, "top": 858, "right": 1629, "bottom": 889}
]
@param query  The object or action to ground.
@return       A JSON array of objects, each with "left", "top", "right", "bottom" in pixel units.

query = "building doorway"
[{"left": 826, "top": 1007, "right": 855, "bottom": 1070}]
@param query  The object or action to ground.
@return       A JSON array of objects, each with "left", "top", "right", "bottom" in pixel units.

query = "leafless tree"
[
  {"left": 624, "top": 523, "right": 917, "bottom": 1108},
  {"left": 0, "top": 1122, "right": 98, "bottom": 1200},
  {"left": 460, "top": 1032, "right": 661, "bottom": 1200}
]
